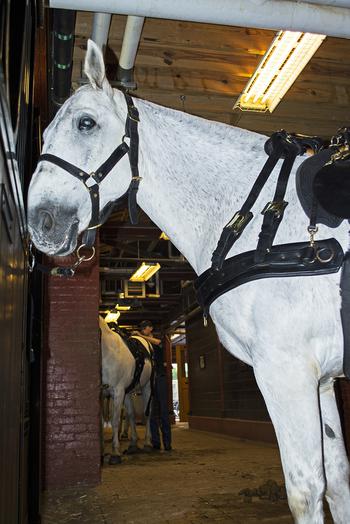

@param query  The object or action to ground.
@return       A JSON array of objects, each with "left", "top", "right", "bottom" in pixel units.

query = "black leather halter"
[{"left": 38, "top": 92, "right": 141, "bottom": 247}]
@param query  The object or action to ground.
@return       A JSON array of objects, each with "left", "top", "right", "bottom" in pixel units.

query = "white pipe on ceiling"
[
  {"left": 119, "top": 16, "right": 144, "bottom": 70},
  {"left": 91, "top": 13, "right": 112, "bottom": 52},
  {"left": 49, "top": 0, "right": 350, "bottom": 40}
]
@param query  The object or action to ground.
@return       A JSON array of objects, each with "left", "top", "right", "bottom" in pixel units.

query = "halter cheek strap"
[{"left": 37, "top": 92, "right": 141, "bottom": 248}]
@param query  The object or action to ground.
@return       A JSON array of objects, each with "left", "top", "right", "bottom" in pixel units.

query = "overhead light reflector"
[
  {"left": 129, "top": 262, "right": 161, "bottom": 282},
  {"left": 105, "top": 311, "right": 121, "bottom": 323},
  {"left": 234, "top": 31, "right": 326, "bottom": 113}
]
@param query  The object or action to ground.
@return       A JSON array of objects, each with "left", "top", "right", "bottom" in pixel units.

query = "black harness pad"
[
  {"left": 313, "top": 160, "right": 350, "bottom": 220},
  {"left": 125, "top": 337, "right": 152, "bottom": 394},
  {"left": 295, "top": 149, "right": 343, "bottom": 228},
  {"left": 195, "top": 238, "right": 344, "bottom": 316}
]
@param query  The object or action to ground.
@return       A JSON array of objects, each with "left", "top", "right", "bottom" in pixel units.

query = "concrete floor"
[{"left": 41, "top": 423, "right": 332, "bottom": 523}]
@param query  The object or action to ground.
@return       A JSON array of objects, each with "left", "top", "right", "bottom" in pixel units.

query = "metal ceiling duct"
[
  {"left": 117, "top": 16, "right": 144, "bottom": 89},
  {"left": 91, "top": 13, "right": 111, "bottom": 53},
  {"left": 48, "top": 0, "right": 350, "bottom": 40},
  {"left": 90, "top": 14, "right": 144, "bottom": 89}
]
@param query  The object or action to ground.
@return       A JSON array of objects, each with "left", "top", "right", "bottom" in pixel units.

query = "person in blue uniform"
[{"left": 137, "top": 320, "right": 172, "bottom": 451}]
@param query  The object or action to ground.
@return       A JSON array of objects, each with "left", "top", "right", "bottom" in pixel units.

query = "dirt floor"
[{"left": 41, "top": 423, "right": 332, "bottom": 523}]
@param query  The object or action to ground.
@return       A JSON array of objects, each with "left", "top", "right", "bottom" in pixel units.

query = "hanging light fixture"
[
  {"left": 234, "top": 30, "right": 326, "bottom": 113},
  {"left": 105, "top": 310, "right": 121, "bottom": 323},
  {"left": 129, "top": 262, "right": 161, "bottom": 282}
]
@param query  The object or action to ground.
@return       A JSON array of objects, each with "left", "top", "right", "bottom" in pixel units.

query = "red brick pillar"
[{"left": 43, "top": 248, "right": 101, "bottom": 489}]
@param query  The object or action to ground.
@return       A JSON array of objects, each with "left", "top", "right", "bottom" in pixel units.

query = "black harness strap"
[
  {"left": 124, "top": 93, "right": 141, "bottom": 225},
  {"left": 211, "top": 131, "right": 320, "bottom": 271},
  {"left": 255, "top": 149, "right": 298, "bottom": 262},
  {"left": 210, "top": 146, "right": 283, "bottom": 271},
  {"left": 195, "top": 238, "right": 344, "bottom": 319}
]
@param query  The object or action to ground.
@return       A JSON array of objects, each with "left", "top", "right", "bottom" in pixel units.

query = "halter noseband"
[{"left": 38, "top": 92, "right": 141, "bottom": 248}]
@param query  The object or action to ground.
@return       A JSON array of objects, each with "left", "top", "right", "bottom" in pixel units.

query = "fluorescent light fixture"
[
  {"left": 129, "top": 262, "right": 161, "bottom": 282},
  {"left": 115, "top": 304, "right": 131, "bottom": 311},
  {"left": 105, "top": 311, "right": 121, "bottom": 323},
  {"left": 159, "top": 231, "right": 170, "bottom": 240},
  {"left": 234, "top": 31, "right": 326, "bottom": 113}
]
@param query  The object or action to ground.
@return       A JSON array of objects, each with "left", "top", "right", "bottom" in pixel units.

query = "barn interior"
[{"left": 2, "top": 1, "right": 350, "bottom": 523}]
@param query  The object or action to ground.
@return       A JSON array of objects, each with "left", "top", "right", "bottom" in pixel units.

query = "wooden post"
[{"left": 164, "top": 335, "right": 175, "bottom": 424}]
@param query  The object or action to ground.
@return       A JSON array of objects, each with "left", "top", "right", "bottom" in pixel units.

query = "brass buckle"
[
  {"left": 261, "top": 201, "right": 288, "bottom": 218},
  {"left": 128, "top": 107, "right": 140, "bottom": 123},
  {"left": 226, "top": 212, "right": 252, "bottom": 233},
  {"left": 327, "top": 145, "right": 350, "bottom": 164}
]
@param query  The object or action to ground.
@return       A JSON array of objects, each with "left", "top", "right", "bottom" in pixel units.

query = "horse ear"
[{"left": 84, "top": 39, "right": 113, "bottom": 96}]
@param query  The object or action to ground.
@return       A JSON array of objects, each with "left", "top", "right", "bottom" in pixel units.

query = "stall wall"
[{"left": 187, "top": 313, "right": 276, "bottom": 443}]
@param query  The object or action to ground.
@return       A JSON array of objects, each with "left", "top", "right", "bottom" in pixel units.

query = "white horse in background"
[
  {"left": 99, "top": 316, "right": 152, "bottom": 464},
  {"left": 27, "top": 40, "right": 350, "bottom": 523}
]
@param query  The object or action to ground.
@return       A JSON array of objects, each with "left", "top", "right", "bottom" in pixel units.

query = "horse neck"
[{"left": 125, "top": 95, "right": 266, "bottom": 274}]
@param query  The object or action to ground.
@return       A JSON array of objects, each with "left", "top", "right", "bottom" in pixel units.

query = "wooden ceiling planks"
[{"left": 72, "top": 12, "right": 350, "bottom": 138}]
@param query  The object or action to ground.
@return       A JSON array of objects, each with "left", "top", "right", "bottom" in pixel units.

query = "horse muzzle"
[{"left": 28, "top": 205, "right": 80, "bottom": 256}]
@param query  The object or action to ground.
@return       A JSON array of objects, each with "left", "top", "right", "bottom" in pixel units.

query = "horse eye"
[{"left": 78, "top": 116, "right": 96, "bottom": 131}]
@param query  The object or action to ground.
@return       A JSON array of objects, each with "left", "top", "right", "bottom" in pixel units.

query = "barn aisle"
[{"left": 40, "top": 423, "right": 312, "bottom": 524}]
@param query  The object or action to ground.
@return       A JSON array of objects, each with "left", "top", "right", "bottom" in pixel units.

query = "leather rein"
[{"left": 29, "top": 92, "right": 141, "bottom": 277}]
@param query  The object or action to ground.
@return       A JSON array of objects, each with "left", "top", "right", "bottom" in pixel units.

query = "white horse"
[
  {"left": 28, "top": 40, "right": 350, "bottom": 523},
  {"left": 99, "top": 316, "right": 153, "bottom": 464}
]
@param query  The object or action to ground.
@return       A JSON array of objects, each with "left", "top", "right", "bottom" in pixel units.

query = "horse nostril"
[{"left": 39, "top": 210, "right": 55, "bottom": 233}]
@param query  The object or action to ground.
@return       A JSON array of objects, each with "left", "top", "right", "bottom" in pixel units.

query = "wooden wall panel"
[
  {"left": 186, "top": 313, "right": 270, "bottom": 423},
  {"left": 186, "top": 315, "right": 221, "bottom": 418},
  {"left": 221, "top": 349, "right": 269, "bottom": 421}
]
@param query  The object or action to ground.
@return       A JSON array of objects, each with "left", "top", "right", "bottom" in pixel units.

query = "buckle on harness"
[
  {"left": 261, "top": 201, "right": 288, "bottom": 218},
  {"left": 226, "top": 211, "right": 253, "bottom": 234},
  {"left": 128, "top": 106, "right": 140, "bottom": 123}
]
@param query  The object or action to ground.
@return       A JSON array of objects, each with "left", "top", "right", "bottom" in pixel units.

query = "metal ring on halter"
[
  {"left": 76, "top": 244, "right": 96, "bottom": 262},
  {"left": 316, "top": 247, "right": 335, "bottom": 264}
]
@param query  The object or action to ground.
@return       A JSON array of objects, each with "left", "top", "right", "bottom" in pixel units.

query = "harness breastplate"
[{"left": 194, "top": 129, "right": 349, "bottom": 376}]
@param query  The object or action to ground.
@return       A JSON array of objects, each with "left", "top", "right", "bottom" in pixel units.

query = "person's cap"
[{"left": 139, "top": 320, "right": 153, "bottom": 330}]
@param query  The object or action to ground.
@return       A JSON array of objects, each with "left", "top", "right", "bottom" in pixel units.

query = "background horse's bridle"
[{"left": 37, "top": 92, "right": 141, "bottom": 250}]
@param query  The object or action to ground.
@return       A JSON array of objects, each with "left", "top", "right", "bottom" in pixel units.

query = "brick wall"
[{"left": 43, "top": 248, "right": 101, "bottom": 489}]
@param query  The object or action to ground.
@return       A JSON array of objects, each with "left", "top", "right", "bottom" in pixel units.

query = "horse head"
[{"left": 27, "top": 40, "right": 132, "bottom": 255}]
